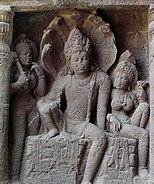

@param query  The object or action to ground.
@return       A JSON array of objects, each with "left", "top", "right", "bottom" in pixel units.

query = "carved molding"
[{"left": 0, "top": 1, "right": 152, "bottom": 12}]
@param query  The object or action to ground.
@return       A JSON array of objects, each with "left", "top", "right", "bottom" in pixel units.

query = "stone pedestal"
[
  {"left": 20, "top": 134, "right": 140, "bottom": 184},
  {"left": 20, "top": 135, "right": 87, "bottom": 184},
  {"left": 94, "top": 135, "right": 138, "bottom": 184}
]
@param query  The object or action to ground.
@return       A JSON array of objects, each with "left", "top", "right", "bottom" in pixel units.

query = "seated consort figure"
[
  {"left": 131, "top": 80, "right": 149, "bottom": 128},
  {"left": 39, "top": 28, "right": 111, "bottom": 184},
  {"left": 107, "top": 51, "right": 149, "bottom": 180}
]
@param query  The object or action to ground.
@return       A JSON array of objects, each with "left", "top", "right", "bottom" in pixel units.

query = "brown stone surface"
[
  {"left": 0, "top": 5, "right": 14, "bottom": 184},
  {"left": 12, "top": 7, "right": 149, "bottom": 80},
  {"left": 21, "top": 135, "right": 87, "bottom": 184},
  {"left": 0, "top": 3, "right": 150, "bottom": 184},
  {"left": 0, "top": 1, "right": 152, "bottom": 12},
  {"left": 148, "top": 5, "right": 154, "bottom": 184}
]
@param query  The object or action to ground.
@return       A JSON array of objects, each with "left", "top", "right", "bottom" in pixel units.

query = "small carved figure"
[
  {"left": 10, "top": 39, "right": 46, "bottom": 181},
  {"left": 107, "top": 51, "right": 149, "bottom": 180},
  {"left": 131, "top": 81, "right": 150, "bottom": 128},
  {"left": 39, "top": 28, "right": 111, "bottom": 184}
]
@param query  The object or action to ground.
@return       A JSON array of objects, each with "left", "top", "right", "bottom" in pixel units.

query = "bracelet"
[{"left": 38, "top": 75, "right": 45, "bottom": 80}]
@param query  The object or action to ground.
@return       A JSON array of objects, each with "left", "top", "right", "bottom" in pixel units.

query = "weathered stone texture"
[
  {"left": 0, "top": 2, "right": 150, "bottom": 184},
  {"left": 0, "top": 1, "right": 153, "bottom": 12},
  {"left": 0, "top": 6, "right": 13, "bottom": 184},
  {"left": 21, "top": 136, "right": 87, "bottom": 184},
  {"left": 94, "top": 136, "right": 138, "bottom": 184}
]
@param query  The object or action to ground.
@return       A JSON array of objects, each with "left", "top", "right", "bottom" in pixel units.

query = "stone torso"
[
  {"left": 65, "top": 74, "right": 92, "bottom": 121},
  {"left": 111, "top": 89, "right": 135, "bottom": 123}
]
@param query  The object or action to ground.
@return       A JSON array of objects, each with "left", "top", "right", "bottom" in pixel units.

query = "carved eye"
[
  {"left": 74, "top": 58, "right": 78, "bottom": 62},
  {"left": 83, "top": 56, "right": 87, "bottom": 60}
]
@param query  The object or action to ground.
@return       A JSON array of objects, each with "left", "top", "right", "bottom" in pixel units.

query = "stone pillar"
[
  {"left": 149, "top": 5, "right": 154, "bottom": 184},
  {"left": 0, "top": 6, "right": 14, "bottom": 184}
]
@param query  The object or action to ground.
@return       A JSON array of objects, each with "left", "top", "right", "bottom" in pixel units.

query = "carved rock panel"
[{"left": 9, "top": 9, "right": 150, "bottom": 184}]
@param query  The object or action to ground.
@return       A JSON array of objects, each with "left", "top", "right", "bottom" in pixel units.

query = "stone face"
[{"left": 0, "top": 2, "right": 151, "bottom": 184}]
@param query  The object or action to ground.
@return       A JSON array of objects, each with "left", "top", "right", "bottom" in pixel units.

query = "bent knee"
[
  {"left": 143, "top": 130, "right": 149, "bottom": 141},
  {"left": 93, "top": 131, "right": 107, "bottom": 145},
  {"left": 84, "top": 123, "right": 107, "bottom": 144},
  {"left": 139, "top": 129, "right": 149, "bottom": 141}
]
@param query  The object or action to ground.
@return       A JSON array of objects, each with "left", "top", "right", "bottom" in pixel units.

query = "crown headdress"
[
  {"left": 64, "top": 28, "right": 91, "bottom": 62},
  {"left": 115, "top": 50, "right": 138, "bottom": 85}
]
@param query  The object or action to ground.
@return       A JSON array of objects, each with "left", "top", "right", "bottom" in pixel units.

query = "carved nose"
[{"left": 78, "top": 59, "right": 82, "bottom": 63}]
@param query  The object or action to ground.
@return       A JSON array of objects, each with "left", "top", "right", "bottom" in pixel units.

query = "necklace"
[
  {"left": 72, "top": 73, "right": 92, "bottom": 87},
  {"left": 117, "top": 90, "right": 128, "bottom": 104}
]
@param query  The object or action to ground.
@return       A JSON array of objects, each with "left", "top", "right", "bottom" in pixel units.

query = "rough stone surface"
[
  {"left": 0, "top": 2, "right": 151, "bottom": 184},
  {"left": 0, "top": 1, "right": 152, "bottom": 12},
  {"left": 149, "top": 5, "right": 154, "bottom": 184},
  {"left": 107, "top": 50, "right": 149, "bottom": 183},
  {"left": 94, "top": 135, "right": 138, "bottom": 184},
  {"left": 0, "top": 6, "right": 14, "bottom": 184},
  {"left": 21, "top": 135, "right": 87, "bottom": 184},
  {"left": 10, "top": 38, "right": 47, "bottom": 181}
]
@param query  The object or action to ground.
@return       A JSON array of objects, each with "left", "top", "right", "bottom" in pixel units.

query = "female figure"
[
  {"left": 10, "top": 39, "right": 46, "bottom": 181},
  {"left": 107, "top": 51, "right": 149, "bottom": 180},
  {"left": 39, "top": 28, "right": 111, "bottom": 184},
  {"left": 131, "top": 81, "right": 150, "bottom": 128}
]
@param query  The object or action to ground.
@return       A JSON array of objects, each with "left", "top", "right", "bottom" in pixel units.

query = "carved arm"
[{"left": 97, "top": 72, "right": 111, "bottom": 130}]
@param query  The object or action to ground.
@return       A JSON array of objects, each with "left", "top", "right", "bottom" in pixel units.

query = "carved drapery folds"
[{"left": 0, "top": 5, "right": 13, "bottom": 183}]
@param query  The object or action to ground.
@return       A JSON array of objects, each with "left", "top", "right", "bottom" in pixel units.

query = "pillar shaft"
[
  {"left": 149, "top": 4, "right": 154, "bottom": 184},
  {"left": 0, "top": 6, "right": 13, "bottom": 183}
]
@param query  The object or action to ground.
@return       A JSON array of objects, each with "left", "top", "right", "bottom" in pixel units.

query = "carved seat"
[
  {"left": 20, "top": 135, "right": 87, "bottom": 184},
  {"left": 94, "top": 134, "right": 137, "bottom": 184},
  {"left": 20, "top": 134, "right": 138, "bottom": 184}
]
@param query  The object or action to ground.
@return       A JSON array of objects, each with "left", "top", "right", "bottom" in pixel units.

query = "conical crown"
[{"left": 64, "top": 28, "right": 91, "bottom": 62}]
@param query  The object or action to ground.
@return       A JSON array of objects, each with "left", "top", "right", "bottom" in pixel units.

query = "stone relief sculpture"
[
  {"left": 0, "top": 2, "right": 150, "bottom": 184},
  {"left": 39, "top": 28, "right": 110, "bottom": 184},
  {"left": 9, "top": 9, "right": 150, "bottom": 184},
  {"left": 18, "top": 11, "right": 118, "bottom": 184},
  {"left": 131, "top": 80, "right": 150, "bottom": 128},
  {"left": 107, "top": 50, "right": 149, "bottom": 182},
  {"left": 10, "top": 38, "right": 47, "bottom": 182}
]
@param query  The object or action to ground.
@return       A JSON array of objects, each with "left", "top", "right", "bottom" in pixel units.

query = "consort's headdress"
[
  {"left": 64, "top": 28, "right": 91, "bottom": 62},
  {"left": 137, "top": 80, "right": 148, "bottom": 89},
  {"left": 115, "top": 50, "right": 138, "bottom": 85}
]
